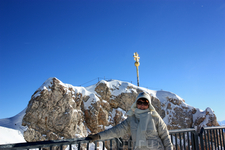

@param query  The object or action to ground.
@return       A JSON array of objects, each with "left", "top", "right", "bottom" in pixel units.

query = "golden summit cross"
[
  {"left": 133, "top": 52, "right": 140, "bottom": 62},
  {"left": 133, "top": 52, "right": 140, "bottom": 86}
]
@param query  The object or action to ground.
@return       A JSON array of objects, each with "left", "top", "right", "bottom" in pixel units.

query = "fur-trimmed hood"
[{"left": 126, "top": 92, "right": 159, "bottom": 117}]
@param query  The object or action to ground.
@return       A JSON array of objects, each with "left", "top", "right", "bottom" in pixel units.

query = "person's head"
[
  {"left": 136, "top": 92, "right": 151, "bottom": 110},
  {"left": 136, "top": 98, "right": 149, "bottom": 110}
]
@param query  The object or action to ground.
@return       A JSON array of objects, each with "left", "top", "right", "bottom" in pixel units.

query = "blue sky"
[{"left": 0, "top": 0, "right": 225, "bottom": 121}]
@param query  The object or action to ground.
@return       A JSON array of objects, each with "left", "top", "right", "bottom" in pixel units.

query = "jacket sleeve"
[
  {"left": 156, "top": 116, "right": 173, "bottom": 150},
  {"left": 98, "top": 118, "right": 130, "bottom": 140}
]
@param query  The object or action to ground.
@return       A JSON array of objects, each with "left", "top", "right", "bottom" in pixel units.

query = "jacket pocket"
[
  {"left": 147, "top": 139, "right": 164, "bottom": 150},
  {"left": 146, "top": 130, "right": 158, "bottom": 138}
]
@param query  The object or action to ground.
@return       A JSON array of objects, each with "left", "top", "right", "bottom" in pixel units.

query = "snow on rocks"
[{"left": 0, "top": 77, "right": 220, "bottom": 145}]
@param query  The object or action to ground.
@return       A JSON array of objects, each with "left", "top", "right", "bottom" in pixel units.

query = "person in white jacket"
[{"left": 87, "top": 92, "right": 173, "bottom": 150}]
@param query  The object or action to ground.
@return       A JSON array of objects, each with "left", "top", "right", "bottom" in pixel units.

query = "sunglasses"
[{"left": 136, "top": 100, "right": 149, "bottom": 106}]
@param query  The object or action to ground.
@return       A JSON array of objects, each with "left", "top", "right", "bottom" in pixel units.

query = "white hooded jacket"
[{"left": 98, "top": 92, "right": 173, "bottom": 150}]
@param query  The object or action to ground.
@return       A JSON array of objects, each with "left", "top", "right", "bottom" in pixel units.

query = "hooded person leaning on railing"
[{"left": 86, "top": 92, "right": 173, "bottom": 150}]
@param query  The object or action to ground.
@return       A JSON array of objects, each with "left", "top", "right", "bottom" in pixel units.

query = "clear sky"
[{"left": 0, "top": 0, "right": 224, "bottom": 121}]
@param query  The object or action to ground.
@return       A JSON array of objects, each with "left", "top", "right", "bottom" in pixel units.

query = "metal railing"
[
  {"left": 199, "top": 126, "right": 225, "bottom": 150},
  {"left": 0, "top": 126, "right": 224, "bottom": 150},
  {"left": 169, "top": 128, "right": 198, "bottom": 150}
]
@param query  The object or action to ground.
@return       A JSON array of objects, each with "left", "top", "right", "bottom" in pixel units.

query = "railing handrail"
[
  {"left": 169, "top": 128, "right": 196, "bottom": 134},
  {"left": 203, "top": 125, "right": 225, "bottom": 130},
  {"left": 0, "top": 126, "right": 224, "bottom": 150},
  {"left": 0, "top": 137, "right": 89, "bottom": 149}
]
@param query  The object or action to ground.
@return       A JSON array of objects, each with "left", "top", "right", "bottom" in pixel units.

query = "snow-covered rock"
[{"left": 1, "top": 77, "right": 220, "bottom": 144}]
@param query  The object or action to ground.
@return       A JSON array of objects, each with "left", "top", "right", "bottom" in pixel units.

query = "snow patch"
[
  {"left": 156, "top": 90, "right": 183, "bottom": 103},
  {"left": 0, "top": 126, "right": 26, "bottom": 144},
  {"left": 83, "top": 93, "right": 100, "bottom": 110}
]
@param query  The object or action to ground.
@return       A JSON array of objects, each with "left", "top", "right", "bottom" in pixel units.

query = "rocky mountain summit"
[{"left": 22, "top": 77, "right": 219, "bottom": 142}]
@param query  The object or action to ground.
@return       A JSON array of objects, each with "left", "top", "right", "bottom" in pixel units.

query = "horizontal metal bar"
[
  {"left": 203, "top": 126, "right": 225, "bottom": 130},
  {"left": 0, "top": 138, "right": 90, "bottom": 149},
  {"left": 169, "top": 128, "right": 195, "bottom": 134},
  {"left": 1, "top": 126, "right": 224, "bottom": 149}
]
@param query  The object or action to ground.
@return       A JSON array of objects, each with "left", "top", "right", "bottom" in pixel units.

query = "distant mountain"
[{"left": 218, "top": 120, "right": 225, "bottom": 126}]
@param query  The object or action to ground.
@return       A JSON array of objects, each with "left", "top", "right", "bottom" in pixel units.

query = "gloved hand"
[{"left": 85, "top": 134, "right": 100, "bottom": 142}]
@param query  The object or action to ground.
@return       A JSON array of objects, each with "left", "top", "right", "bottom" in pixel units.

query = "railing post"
[
  {"left": 191, "top": 130, "right": 199, "bottom": 150},
  {"left": 116, "top": 138, "right": 123, "bottom": 150},
  {"left": 179, "top": 133, "right": 182, "bottom": 150},
  {"left": 199, "top": 127, "right": 204, "bottom": 150},
  {"left": 78, "top": 143, "right": 80, "bottom": 150},
  {"left": 175, "top": 133, "right": 178, "bottom": 150},
  {"left": 191, "top": 132, "right": 195, "bottom": 150},
  {"left": 86, "top": 142, "right": 89, "bottom": 150},
  {"left": 222, "top": 128, "right": 225, "bottom": 150},
  {"left": 94, "top": 141, "right": 97, "bottom": 149},
  {"left": 216, "top": 129, "right": 219, "bottom": 150},
  {"left": 203, "top": 130, "right": 208, "bottom": 150},
  {"left": 110, "top": 139, "right": 113, "bottom": 150},
  {"left": 128, "top": 136, "right": 132, "bottom": 150},
  {"left": 213, "top": 129, "right": 216, "bottom": 150},
  {"left": 102, "top": 141, "right": 105, "bottom": 150}
]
